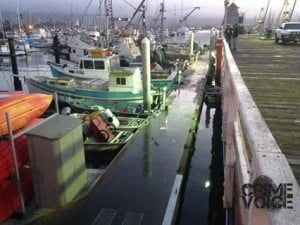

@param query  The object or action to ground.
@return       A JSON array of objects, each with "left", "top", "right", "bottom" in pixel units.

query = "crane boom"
[
  {"left": 257, "top": 0, "right": 271, "bottom": 32},
  {"left": 289, "top": 0, "right": 298, "bottom": 20},
  {"left": 262, "top": 0, "right": 271, "bottom": 24},
  {"left": 179, "top": 7, "right": 200, "bottom": 24},
  {"left": 276, "top": 0, "right": 291, "bottom": 25}
]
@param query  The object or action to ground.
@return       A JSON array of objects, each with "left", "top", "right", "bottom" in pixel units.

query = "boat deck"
[
  {"left": 234, "top": 36, "right": 300, "bottom": 184},
  {"left": 26, "top": 56, "right": 208, "bottom": 225}
]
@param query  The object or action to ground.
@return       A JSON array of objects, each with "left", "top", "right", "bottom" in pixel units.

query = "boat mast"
[
  {"left": 159, "top": 0, "right": 165, "bottom": 42},
  {"left": 98, "top": 0, "right": 102, "bottom": 34},
  {"left": 142, "top": 4, "right": 147, "bottom": 36},
  {"left": 0, "top": 11, "right": 4, "bottom": 39},
  {"left": 16, "top": 0, "right": 21, "bottom": 33},
  {"left": 70, "top": 2, "right": 73, "bottom": 28},
  {"left": 29, "top": 11, "right": 32, "bottom": 25},
  {"left": 105, "top": 0, "right": 109, "bottom": 48}
]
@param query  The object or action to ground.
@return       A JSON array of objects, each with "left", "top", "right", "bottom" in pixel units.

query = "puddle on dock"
[{"left": 177, "top": 104, "right": 225, "bottom": 225}]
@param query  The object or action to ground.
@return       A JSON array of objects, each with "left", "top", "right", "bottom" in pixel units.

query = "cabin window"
[
  {"left": 84, "top": 49, "right": 88, "bottom": 55},
  {"left": 58, "top": 82, "right": 67, "bottom": 86},
  {"left": 116, "top": 77, "right": 126, "bottom": 85},
  {"left": 72, "top": 49, "right": 76, "bottom": 53},
  {"left": 94, "top": 60, "right": 105, "bottom": 70},
  {"left": 79, "top": 60, "right": 83, "bottom": 69},
  {"left": 84, "top": 60, "right": 94, "bottom": 69}
]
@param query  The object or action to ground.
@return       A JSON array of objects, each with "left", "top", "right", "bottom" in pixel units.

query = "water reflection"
[
  {"left": 143, "top": 122, "right": 153, "bottom": 177},
  {"left": 177, "top": 104, "right": 225, "bottom": 225},
  {"left": 205, "top": 106, "right": 211, "bottom": 128},
  {"left": 207, "top": 104, "right": 225, "bottom": 225}
]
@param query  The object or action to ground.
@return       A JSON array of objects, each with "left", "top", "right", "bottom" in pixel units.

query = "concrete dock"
[
  {"left": 26, "top": 56, "right": 208, "bottom": 225},
  {"left": 234, "top": 36, "right": 300, "bottom": 183}
]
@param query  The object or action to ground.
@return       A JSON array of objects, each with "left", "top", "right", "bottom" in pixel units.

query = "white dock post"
[
  {"left": 189, "top": 32, "right": 195, "bottom": 55},
  {"left": 5, "top": 112, "right": 26, "bottom": 215},
  {"left": 142, "top": 37, "right": 152, "bottom": 112},
  {"left": 209, "top": 28, "right": 216, "bottom": 62},
  {"left": 54, "top": 92, "right": 59, "bottom": 113},
  {"left": 162, "top": 87, "right": 167, "bottom": 110}
]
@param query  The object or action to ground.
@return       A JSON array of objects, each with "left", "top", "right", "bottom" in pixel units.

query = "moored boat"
[
  {"left": 26, "top": 69, "right": 178, "bottom": 113},
  {"left": 74, "top": 111, "right": 135, "bottom": 152},
  {"left": 48, "top": 51, "right": 128, "bottom": 80},
  {"left": 84, "top": 131, "right": 134, "bottom": 152},
  {"left": 0, "top": 94, "right": 52, "bottom": 136},
  {"left": 204, "top": 85, "right": 221, "bottom": 106},
  {"left": 70, "top": 110, "right": 147, "bottom": 132}
]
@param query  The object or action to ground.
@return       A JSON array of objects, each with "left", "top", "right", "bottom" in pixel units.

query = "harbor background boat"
[{"left": 0, "top": 30, "right": 211, "bottom": 92}]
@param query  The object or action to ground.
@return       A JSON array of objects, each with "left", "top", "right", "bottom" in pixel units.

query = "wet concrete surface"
[{"left": 27, "top": 57, "right": 208, "bottom": 225}]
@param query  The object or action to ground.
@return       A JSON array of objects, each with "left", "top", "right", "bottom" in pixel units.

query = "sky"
[{"left": 0, "top": 0, "right": 297, "bottom": 18}]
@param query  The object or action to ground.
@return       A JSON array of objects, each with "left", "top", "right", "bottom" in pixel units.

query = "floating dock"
[{"left": 23, "top": 56, "right": 208, "bottom": 225}]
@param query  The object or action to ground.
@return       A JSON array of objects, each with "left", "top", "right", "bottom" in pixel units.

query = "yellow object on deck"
[{"left": 89, "top": 49, "right": 113, "bottom": 57}]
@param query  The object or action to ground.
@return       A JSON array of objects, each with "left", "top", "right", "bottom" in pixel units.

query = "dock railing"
[{"left": 221, "top": 40, "right": 300, "bottom": 225}]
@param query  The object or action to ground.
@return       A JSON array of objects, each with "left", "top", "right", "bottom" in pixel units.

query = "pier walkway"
[
  {"left": 233, "top": 36, "right": 300, "bottom": 184},
  {"left": 27, "top": 56, "right": 208, "bottom": 225}
]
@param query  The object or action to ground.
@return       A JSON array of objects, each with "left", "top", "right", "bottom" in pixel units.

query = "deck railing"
[{"left": 221, "top": 40, "right": 300, "bottom": 225}]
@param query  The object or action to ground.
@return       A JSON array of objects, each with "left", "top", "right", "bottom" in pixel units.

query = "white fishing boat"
[
  {"left": 0, "top": 45, "right": 25, "bottom": 56},
  {"left": 48, "top": 50, "right": 131, "bottom": 80},
  {"left": 67, "top": 34, "right": 98, "bottom": 63},
  {"left": 177, "top": 26, "right": 190, "bottom": 36},
  {"left": 114, "top": 36, "right": 141, "bottom": 63}
]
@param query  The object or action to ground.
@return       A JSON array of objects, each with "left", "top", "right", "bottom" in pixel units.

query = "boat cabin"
[
  {"left": 74, "top": 54, "right": 120, "bottom": 80},
  {"left": 108, "top": 69, "right": 142, "bottom": 94},
  {"left": 67, "top": 35, "right": 96, "bottom": 63},
  {"left": 114, "top": 36, "right": 141, "bottom": 62}
]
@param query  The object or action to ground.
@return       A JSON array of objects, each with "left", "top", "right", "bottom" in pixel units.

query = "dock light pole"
[
  {"left": 142, "top": 37, "right": 152, "bottom": 112},
  {"left": 189, "top": 32, "right": 195, "bottom": 55},
  {"left": 8, "top": 38, "right": 22, "bottom": 91}
]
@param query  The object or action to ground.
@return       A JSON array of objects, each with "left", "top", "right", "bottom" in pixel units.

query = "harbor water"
[{"left": 177, "top": 104, "right": 225, "bottom": 225}]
